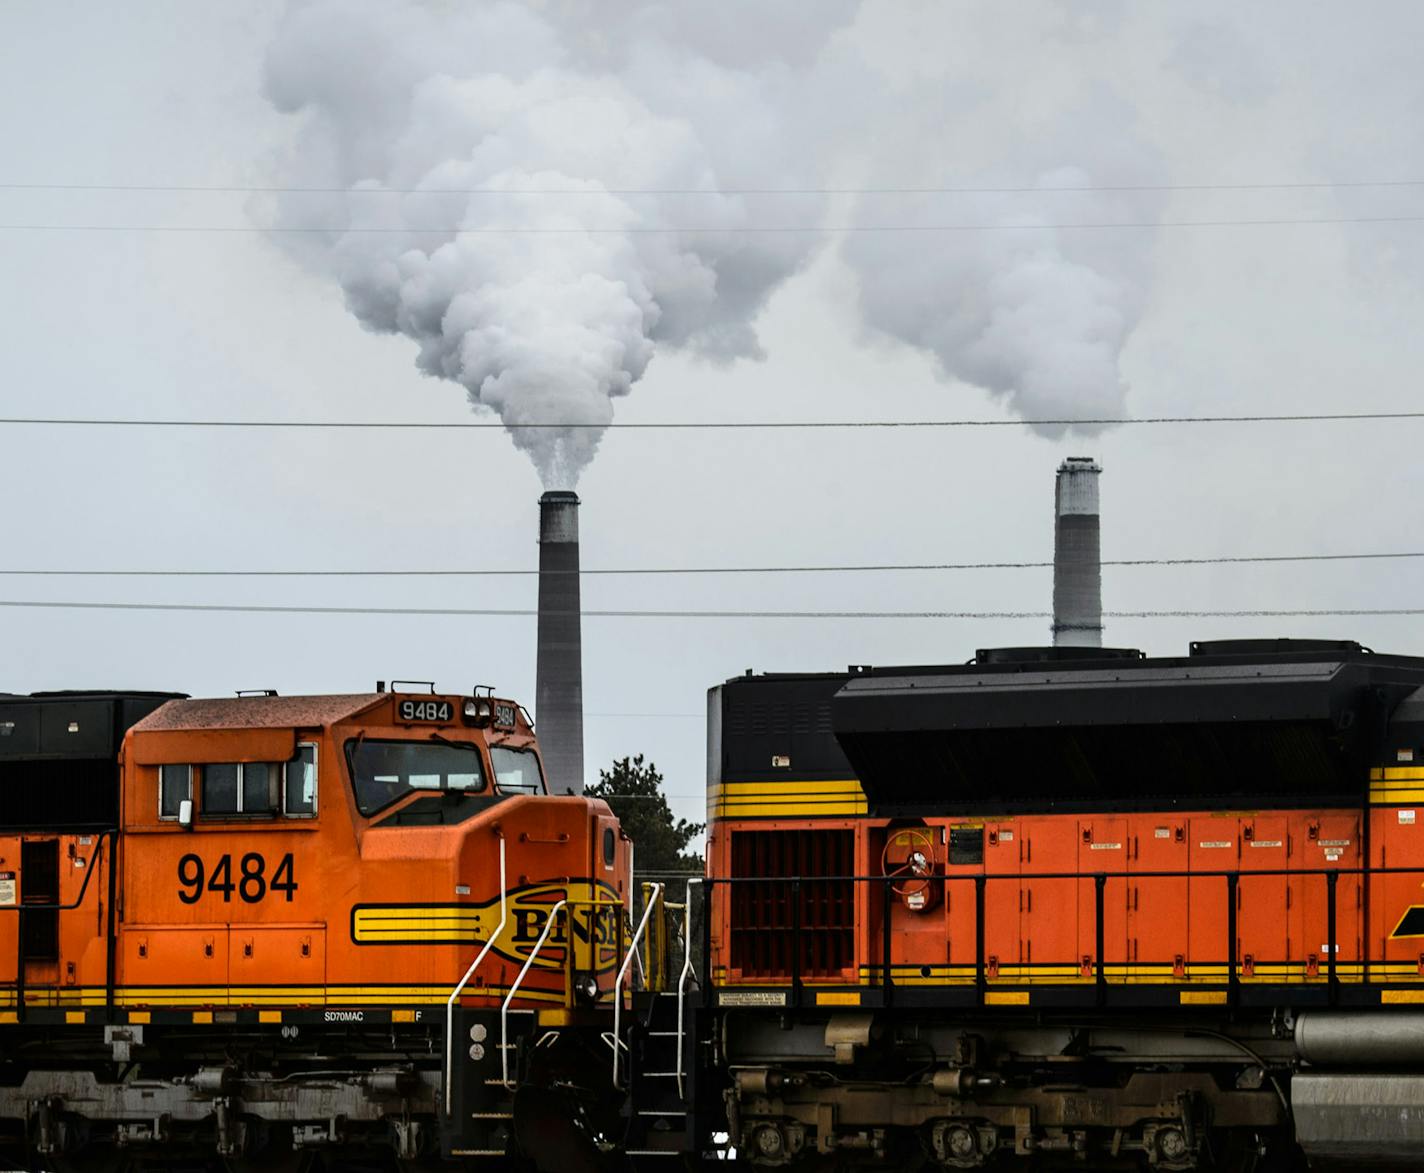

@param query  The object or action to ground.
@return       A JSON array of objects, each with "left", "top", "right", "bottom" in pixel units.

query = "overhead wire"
[
  {"left": 3, "top": 549, "right": 1424, "bottom": 577},
  {"left": 0, "top": 600, "right": 1420, "bottom": 620},
  {"left": 2, "top": 411, "right": 1424, "bottom": 429},
  {"left": 2, "top": 215, "right": 1423, "bottom": 234},
  {"left": 4, "top": 179, "right": 1424, "bottom": 195}
]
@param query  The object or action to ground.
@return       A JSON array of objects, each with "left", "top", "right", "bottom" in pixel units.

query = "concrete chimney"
[
  {"left": 1052, "top": 457, "right": 1103, "bottom": 648},
  {"left": 536, "top": 491, "right": 585, "bottom": 793}
]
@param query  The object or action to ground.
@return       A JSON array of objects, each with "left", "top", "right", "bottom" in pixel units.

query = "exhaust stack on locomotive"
[
  {"left": 536, "top": 489, "right": 585, "bottom": 793},
  {"left": 1052, "top": 455, "right": 1103, "bottom": 648}
]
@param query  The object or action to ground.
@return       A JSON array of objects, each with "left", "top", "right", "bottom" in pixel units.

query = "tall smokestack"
[
  {"left": 1052, "top": 458, "right": 1103, "bottom": 648},
  {"left": 536, "top": 491, "right": 584, "bottom": 794}
]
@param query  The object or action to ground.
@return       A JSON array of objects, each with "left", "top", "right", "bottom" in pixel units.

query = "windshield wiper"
[{"left": 428, "top": 731, "right": 479, "bottom": 753}]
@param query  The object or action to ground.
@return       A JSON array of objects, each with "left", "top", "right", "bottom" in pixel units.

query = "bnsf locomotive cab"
[
  {"left": 119, "top": 690, "right": 629, "bottom": 1012},
  {"left": 0, "top": 686, "right": 633, "bottom": 1170}
]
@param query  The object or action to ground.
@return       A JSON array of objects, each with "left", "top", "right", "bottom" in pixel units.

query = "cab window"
[
  {"left": 202, "top": 763, "right": 277, "bottom": 816},
  {"left": 346, "top": 738, "right": 486, "bottom": 816},
  {"left": 159, "top": 764, "right": 192, "bottom": 819},
  {"left": 490, "top": 746, "right": 546, "bottom": 796},
  {"left": 162, "top": 747, "right": 317, "bottom": 821},
  {"left": 284, "top": 744, "right": 318, "bottom": 817}
]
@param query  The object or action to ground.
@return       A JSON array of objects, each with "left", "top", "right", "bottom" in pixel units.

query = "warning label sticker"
[
  {"left": 0, "top": 873, "right": 16, "bottom": 906},
  {"left": 718, "top": 991, "right": 788, "bottom": 1008},
  {"left": 1400, "top": 810, "right": 1417, "bottom": 825}
]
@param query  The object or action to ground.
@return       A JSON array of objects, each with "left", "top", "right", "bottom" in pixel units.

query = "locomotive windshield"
[
  {"left": 346, "top": 738, "right": 486, "bottom": 815},
  {"left": 490, "top": 745, "right": 545, "bottom": 796}
]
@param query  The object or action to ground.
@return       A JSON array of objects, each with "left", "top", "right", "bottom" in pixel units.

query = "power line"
[
  {"left": 4, "top": 549, "right": 1424, "bottom": 578},
  {"left": 2, "top": 214, "right": 1423, "bottom": 234},
  {"left": 4, "top": 179, "right": 1424, "bottom": 195},
  {"left": 2, "top": 411, "right": 1423, "bottom": 430},
  {"left": 0, "top": 599, "right": 1421, "bottom": 620}
]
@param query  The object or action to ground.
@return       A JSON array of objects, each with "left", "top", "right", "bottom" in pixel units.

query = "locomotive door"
[
  {"left": 1129, "top": 818, "right": 1188, "bottom": 982},
  {"left": 1238, "top": 816, "right": 1288, "bottom": 982},
  {"left": 1374, "top": 806, "right": 1424, "bottom": 974},
  {"left": 1189, "top": 819, "right": 1239, "bottom": 980},
  {"left": 1298, "top": 814, "right": 1361, "bottom": 982},
  {"left": 19, "top": 838, "right": 59, "bottom": 991},
  {"left": 1079, "top": 819, "right": 1127, "bottom": 984},
  {"left": 983, "top": 821, "right": 1020, "bottom": 980},
  {"left": 1021, "top": 817, "right": 1078, "bottom": 982}
]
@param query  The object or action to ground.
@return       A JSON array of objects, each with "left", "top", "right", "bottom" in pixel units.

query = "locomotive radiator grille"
[{"left": 729, "top": 829, "right": 854, "bottom": 979}]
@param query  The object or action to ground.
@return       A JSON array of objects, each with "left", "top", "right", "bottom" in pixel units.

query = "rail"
[
  {"left": 444, "top": 836, "right": 506, "bottom": 1116},
  {"left": 612, "top": 882, "right": 664, "bottom": 1091},
  {"left": 501, "top": 899, "right": 568, "bottom": 1090},
  {"left": 676, "top": 877, "right": 703, "bottom": 1100},
  {"left": 691, "top": 864, "right": 1424, "bottom": 1010}
]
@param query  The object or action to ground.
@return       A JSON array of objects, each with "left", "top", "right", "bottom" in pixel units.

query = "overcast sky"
[{"left": 3, "top": 1, "right": 1423, "bottom": 828}]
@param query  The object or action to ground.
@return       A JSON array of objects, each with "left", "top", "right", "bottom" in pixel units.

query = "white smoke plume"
[
  {"left": 262, "top": 0, "right": 853, "bottom": 487},
  {"left": 842, "top": 94, "right": 1167, "bottom": 431}
]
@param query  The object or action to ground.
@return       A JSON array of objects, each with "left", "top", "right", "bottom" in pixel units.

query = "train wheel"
[
  {"left": 220, "top": 1126, "right": 316, "bottom": 1173},
  {"left": 49, "top": 1148, "right": 130, "bottom": 1173}
]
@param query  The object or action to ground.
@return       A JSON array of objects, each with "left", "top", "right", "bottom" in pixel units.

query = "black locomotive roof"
[
  {"left": 714, "top": 640, "right": 1424, "bottom": 814},
  {"left": 833, "top": 639, "right": 1424, "bottom": 733},
  {"left": 829, "top": 639, "right": 1424, "bottom": 812},
  {"left": 0, "top": 690, "right": 185, "bottom": 762}
]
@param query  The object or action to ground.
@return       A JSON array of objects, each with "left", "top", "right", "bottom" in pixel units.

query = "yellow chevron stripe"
[
  {"left": 713, "top": 780, "right": 866, "bottom": 795},
  {"left": 712, "top": 797, "right": 865, "bottom": 814},
  {"left": 0, "top": 983, "right": 568, "bottom": 1011},
  {"left": 709, "top": 779, "right": 869, "bottom": 819},
  {"left": 1371, "top": 786, "right": 1424, "bottom": 804}
]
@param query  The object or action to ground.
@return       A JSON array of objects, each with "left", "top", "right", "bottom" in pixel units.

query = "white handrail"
[
  {"left": 613, "top": 882, "right": 664, "bottom": 1090},
  {"left": 676, "top": 878, "right": 703, "bottom": 1101},
  {"left": 501, "top": 899, "right": 568, "bottom": 1090},
  {"left": 444, "top": 836, "right": 506, "bottom": 1116},
  {"left": 629, "top": 842, "right": 645, "bottom": 985}
]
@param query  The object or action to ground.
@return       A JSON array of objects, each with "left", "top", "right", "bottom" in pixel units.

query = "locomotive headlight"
[
  {"left": 463, "top": 699, "right": 494, "bottom": 725},
  {"left": 573, "top": 973, "right": 600, "bottom": 1005}
]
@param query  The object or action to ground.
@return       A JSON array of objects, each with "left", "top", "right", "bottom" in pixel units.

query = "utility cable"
[
  {"left": 3, "top": 179, "right": 1424, "bottom": 195},
  {"left": 2, "top": 549, "right": 1421, "bottom": 577},
  {"left": 2, "top": 411, "right": 1423, "bottom": 430},
  {"left": 0, "top": 600, "right": 1421, "bottom": 620},
  {"left": 2, "top": 215, "right": 1424, "bottom": 234}
]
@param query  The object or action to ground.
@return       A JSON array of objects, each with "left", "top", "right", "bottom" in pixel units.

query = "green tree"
[{"left": 586, "top": 754, "right": 704, "bottom": 876}]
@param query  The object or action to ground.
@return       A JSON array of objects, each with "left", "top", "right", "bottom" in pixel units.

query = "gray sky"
[{"left": 3, "top": 1, "right": 1424, "bottom": 830}]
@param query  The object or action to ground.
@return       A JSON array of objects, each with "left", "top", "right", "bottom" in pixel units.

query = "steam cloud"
[
  {"left": 263, "top": 2, "right": 1168, "bottom": 477},
  {"left": 842, "top": 96, "right": 1166, "bottom": 429},
  {"left": 261, "top": 0, "right": 851, "bottom": 487}
]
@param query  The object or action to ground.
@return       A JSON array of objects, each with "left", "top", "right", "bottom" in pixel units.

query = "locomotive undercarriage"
[
  {"left": 0, "top": 1022, "right": 453, "bottom": 1171},
  {"left": 718, "top": 1012, "right": 1295, "bottom": 1172},
  {"left": 0, "top": 1011, "right": 634, "bottom": 1173}
]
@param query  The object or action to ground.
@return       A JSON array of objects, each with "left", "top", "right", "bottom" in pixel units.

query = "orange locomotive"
[
  {"left": 664, "top": 640, "right": 1424, "bottom": 1171},
  {"left": 0, "top": 685, "right": 633, "bottom": 1171}
]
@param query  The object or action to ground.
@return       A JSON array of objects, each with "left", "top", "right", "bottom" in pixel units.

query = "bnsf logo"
[{"left": 352, "top": 881, "right": 625, "bottom": 971}]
